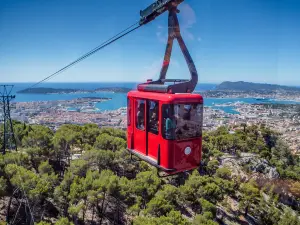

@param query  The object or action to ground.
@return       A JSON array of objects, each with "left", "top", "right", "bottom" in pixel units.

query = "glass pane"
[
  {"left": 136, "top": 100, "right": 145, "bottom": 131},
  {"left": 175, "top": 103, "right": 203, "bottom": 140},
  {"left": 148, "top": 100, "right": 159, "bottom": 135}
]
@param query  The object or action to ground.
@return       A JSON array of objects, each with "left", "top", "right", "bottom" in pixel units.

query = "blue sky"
[{"left": 0, "top": 0, "right": 299, "bottom": 85}]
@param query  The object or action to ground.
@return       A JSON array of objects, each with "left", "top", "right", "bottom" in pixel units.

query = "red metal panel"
[
  {"left": 173, "top": 138, "right": 202, "bottom": 172},
  {"left": 128, "top": 90, "right": 203, "bottom": 103},
  {"left": 147, "top": 132, "right": 159, "bottom": 159},
  {"left": 160, "top": 138, "right": 174, "bottom": 169}
]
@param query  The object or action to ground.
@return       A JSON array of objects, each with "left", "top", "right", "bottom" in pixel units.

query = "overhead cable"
[{"left": 29, "top": 21, "right": 141, "bottom": 89}]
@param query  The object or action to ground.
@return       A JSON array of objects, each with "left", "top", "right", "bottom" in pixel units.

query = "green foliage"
[
  {"left": 0, "top": 176, "right": 7, "bottom": 196},
  {"left": 131, "top": 171, "right": 161, "bottom": 204},
  {"left": 2, "top": 123, "right": 298, "bottom": 224},
  {"left": 192, "top": 214, "right": 218, "bottom": 225},
  {"left": 270, "top": 140, "right": 300, "bottom": 180},
  {"left": 36, "top": 222, "right": 51, "bottom": 225},
  {"left": 2, "top": 152, "right": 31, "bottom": 169},
  {"left": 38, "top": 160, "right": 54, "bottom": 175},
  {"left": 239, "top": 181, "right": 260, "bottom": 216},
  {"left": 55, "top": 217, "right": 74, "bottom": 225},
  {"left": 52, "top": 124, "right": 83, "bottom": 164},
  {"left": 180, "top": 171, "right": 234, "bottom": 205},
  {"left": 258, "top": 205, "right": 281, "bottom": 225},
  {"left": 54, "top": 171, "right": 74, "bottom": 212},
  {"left": 22, "top": 125, "right": 53, "bottom": 149},
  {"left": 199, "top": 198, "right": 216, "bottom": 216},
  {"left": 26, "top": 147, "right": 49, "bottom": 170},
  {"left": 69, "top": 159, "right": 89, "bottom": 177},
  {"left": 206, "top": 160, "right": 219, "bottom": 175},
  {"left": 81, "top": 124, "right": 100, "bottom": 146},
  {"left": 134, "top": 210, "right": 190, "bottom": 225},
  {"left": 278, "top": 208, "right": 300, "bottom": 225},
  {"left": 82, "top": 149, "right": 115, "bottom": 171},
  {"left": 215, "top": 167, "right": 231, "bottom": 180},
  {"left": 145, "top": 195, "right": 173, "bottom": 217},
  {"left": 94, "top": 133, "right": 126, "bottom": 151},
  {"left": 5, "top": 164, "right": 51, "bottom": 201},
  {"left": 99, "top": 127, "right": 126, "bottom": 140},
  {"left": 145, "top": 185, "right": 179, "bottom": 216}
]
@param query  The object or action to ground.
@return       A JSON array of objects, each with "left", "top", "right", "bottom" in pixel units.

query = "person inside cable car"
[
  {"left": 165, "top": 107, "right": 176, "bottom": 139},
  {"left": 149, "top": 102, "right": 158, "bottom": 134},
  {"left": 137, "top": 102, "right": 145, "bottom": 130}
]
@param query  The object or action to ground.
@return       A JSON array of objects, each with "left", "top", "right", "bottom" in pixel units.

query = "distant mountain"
[
  {"left": 18, "top": 87, "right": 132, "bottom": 94},
  {"left": 216, "top": 81, "right": 300, "bottom": 92}
]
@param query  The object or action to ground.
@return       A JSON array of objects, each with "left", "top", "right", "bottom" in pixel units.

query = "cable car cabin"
[{"left": 127, "top": 91, "right": 203, "bottom": 175}]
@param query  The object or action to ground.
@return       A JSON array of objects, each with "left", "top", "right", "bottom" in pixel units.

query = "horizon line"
[{"left": 1, "top": 81, "right": 300, "bottom": 86}]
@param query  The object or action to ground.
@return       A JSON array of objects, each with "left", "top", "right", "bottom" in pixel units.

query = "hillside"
[
  {"left": 216, "top": 81, "right": 300, "bottom": 92},
  {"left": 0, "top": 122, "right": 300, "bottom": 224}
]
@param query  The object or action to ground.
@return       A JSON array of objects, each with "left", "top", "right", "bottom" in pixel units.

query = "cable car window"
[
  {"left": 148, "top": 100, "right": 159, "bottom": 135},
  {"left": 162, "top": 103, "right": 203, "bottom": 140},
  {"left": 175, "top": 103, "right": 203, "bottom": 140},
  {"left": 136, "top": 100, "right": 145, "bottom": 130},
  {"left": 127, "top": 98, "right": 131, "bottom": 126},
  {"left": 162, "top": 104, "right": 176, "bottom": 140}
]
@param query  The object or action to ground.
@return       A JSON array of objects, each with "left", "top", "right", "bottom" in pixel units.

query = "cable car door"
[
  {"left": 147, "top": 100, "right": 159, "bottom": 159},
  {"left": 134, "top": 99, "right": 146, "bottom": 155}
]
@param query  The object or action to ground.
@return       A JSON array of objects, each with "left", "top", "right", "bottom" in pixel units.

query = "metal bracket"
[{"left": 138, "top": 5, "right": 198, "bottom": 94}]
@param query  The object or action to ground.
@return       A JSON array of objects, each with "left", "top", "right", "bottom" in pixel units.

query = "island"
[
  {"left": 94, "top": 87, "right": 132, "bottom": 93},
  {"left": 17, "top": 88, "right": 82, "bottom": 94}
]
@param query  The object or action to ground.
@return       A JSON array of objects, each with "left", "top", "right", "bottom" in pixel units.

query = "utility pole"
[{"left": 0, "top": 85, "right": 17, "bottom": 154}]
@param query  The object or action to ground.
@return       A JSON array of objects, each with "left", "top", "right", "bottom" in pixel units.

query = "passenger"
[
  {"left": 165, "top": 111, "right": 176, "bottom": 139},
  {"left": 150, "top": 107, "right": 158, "bottom": 132},
  {"left": 137, "top": 102, "right": 145, "bottom": 129}
]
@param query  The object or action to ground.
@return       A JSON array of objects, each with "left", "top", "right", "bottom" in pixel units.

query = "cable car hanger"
[
  {"left": 127, "top": 0, "right": 202, "bottom": 178},
  {"left": 138, "top": 0, "right": 198, "bottom": 94}
]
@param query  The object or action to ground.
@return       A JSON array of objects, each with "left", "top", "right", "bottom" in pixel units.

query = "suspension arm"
[{"left": 137, "top": 1, "right": 198, "bottom": 94}]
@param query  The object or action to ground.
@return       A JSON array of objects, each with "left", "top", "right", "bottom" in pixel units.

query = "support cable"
[{"left": 28, "top": 22, "right": 141, "bottom": 89}]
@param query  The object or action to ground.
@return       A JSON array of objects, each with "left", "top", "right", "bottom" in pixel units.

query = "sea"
[{"left": 3, "top": 82, "right": 300, "bottom": 114}]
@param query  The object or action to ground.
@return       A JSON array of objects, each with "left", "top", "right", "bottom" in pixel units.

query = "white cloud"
[{"left": 155, "top": 3, "right": 198, "bottom": 43}]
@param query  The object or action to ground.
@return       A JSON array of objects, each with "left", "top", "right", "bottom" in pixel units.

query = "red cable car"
[{"left": 127, "top": 0, "right": 204, "bottom": 176}]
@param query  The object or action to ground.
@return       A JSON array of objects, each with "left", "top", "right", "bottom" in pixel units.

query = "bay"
[{"left": 2, "top": 82, "right": 300, "bottom": 114}]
